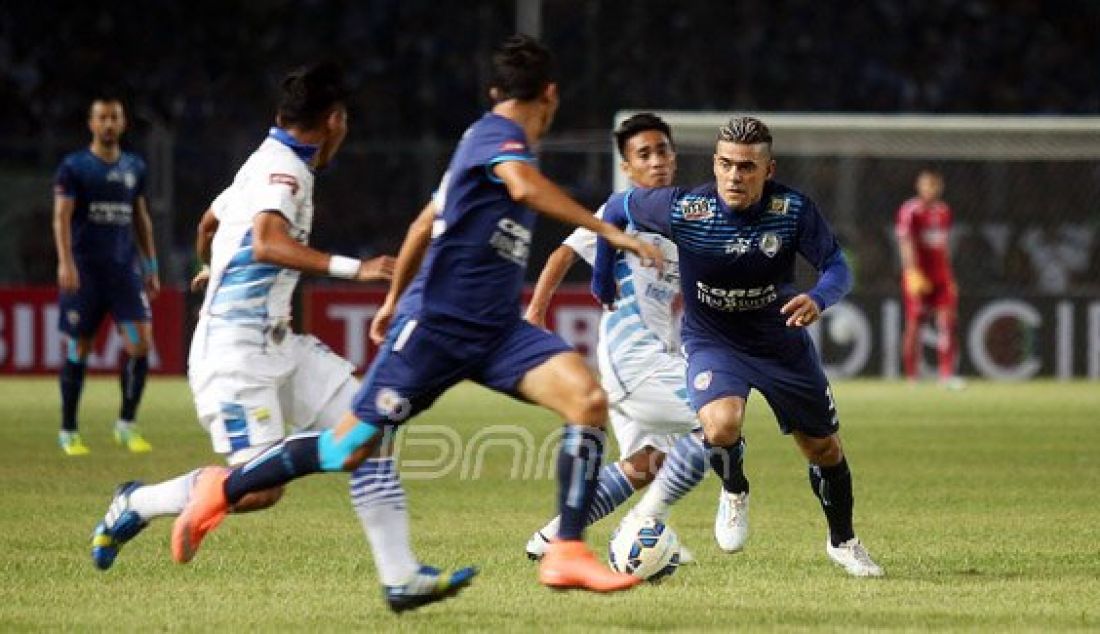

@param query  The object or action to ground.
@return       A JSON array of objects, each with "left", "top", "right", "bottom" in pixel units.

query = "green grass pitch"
[{"left": 1, "top": 377, "right": 1098, "bottom": 632}]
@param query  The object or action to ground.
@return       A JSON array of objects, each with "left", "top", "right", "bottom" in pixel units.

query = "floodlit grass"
[{"left": 1, "top": 377, "right": 1098, "bottom": 632}]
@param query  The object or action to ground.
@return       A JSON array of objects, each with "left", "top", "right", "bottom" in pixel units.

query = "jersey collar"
[{"left": 267, "top": 127, "right": 319, "bottom": 165}]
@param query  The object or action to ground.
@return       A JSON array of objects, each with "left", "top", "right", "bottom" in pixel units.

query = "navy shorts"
[
  {"left": 352, "top": 316, "right": 573, "bottom": 427},
  {"left": 685, "top": 336, "right": 839, "bottom": 438},
  {"left": 58, "top": 263, "right": 150, "bottom": 338}
]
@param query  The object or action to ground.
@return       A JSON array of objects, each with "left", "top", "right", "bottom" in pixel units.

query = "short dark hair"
[
  {"left": 277, "top": 61, "right": 349, "bottom": 129},
  {"left": 613, "top": 113, "right": 674, "bottom": 159},
  {"left": 718, "top": 116, "right": 773, "bottom": 150},
  {"left": 488, "top": 34, "right": 557, "bottom": 102},
  {"left": 88, "top": 95, "right": 125, "bottom": 116}
]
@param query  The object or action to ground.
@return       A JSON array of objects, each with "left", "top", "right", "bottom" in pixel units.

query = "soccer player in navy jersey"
[
  {"left": 592, "top": 116, "right": 884, "bottom": 577},
  {"left": 52, "top": 97, "right": 159, "bottom": 456},
  {"left": 170, "top": 35, "right": 661, "bottom": 595}
]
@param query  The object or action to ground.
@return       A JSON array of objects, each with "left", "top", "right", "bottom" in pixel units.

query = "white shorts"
[
  {"left": 189, "top": 323, "right": 357, "bottom": 465},
  {"left": 601, "top": 351, "right": 698, "bottom": 459}
]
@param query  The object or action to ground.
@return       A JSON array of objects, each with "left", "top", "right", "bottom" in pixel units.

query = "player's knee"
[
  {"left": 699, "top": 399, "right": 745, "bottom": 446},
  {"left": 705, "top": 425, "right": 742, "bottom": 447},
  {"left": 573, "top": 385, "right": 608, "bottom": 426},
  {"left": 125, "top": 342, "right": 150, "bottom": 357},
  {"left": 231, "top": 486, "right": 285, "bottom": 513},
  {"left": 803, "top": 436, "right": 843, "bottom": 466},
  {"left": 66, "top": 337, "right": 91, "bottom": 363}
]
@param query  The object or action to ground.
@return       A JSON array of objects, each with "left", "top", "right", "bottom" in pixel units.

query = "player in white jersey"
[
  {"left": 525, "top": 114, "right": 746, "bottom": 559},
  {"left": 88, "top": 63, "right": 474, "bottom": 612}
]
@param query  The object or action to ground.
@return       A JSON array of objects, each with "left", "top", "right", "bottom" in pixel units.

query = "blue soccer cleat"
[
  {"left": 91, "top": 480, "right": 148, "bottom": 570},
  {"left": 384, "top": 565, "right": 478, "bottom": 613}
]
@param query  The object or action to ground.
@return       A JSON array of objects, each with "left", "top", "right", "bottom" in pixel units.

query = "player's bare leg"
[
  {"left": 698, "top": 396, "right": 751, "bottom": 552},
  {"left": 115, "top": 320, "right": 153, "bottom": 452},
  {"left": 518, "top": 351, "right": 640, "bottom": 592},
  {"left": 793, "top": 432, "right": 883, "bottom": 577}
]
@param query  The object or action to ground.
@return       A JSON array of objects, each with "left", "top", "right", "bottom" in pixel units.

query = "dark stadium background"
[{"left": 1, "top": 0, "right": 1098, "bottom": 377}]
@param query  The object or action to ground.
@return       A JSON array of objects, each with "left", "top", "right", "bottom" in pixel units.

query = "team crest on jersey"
[
  {"left": 269, "top": 173, "right": 300, "bottom": 195},
  {"left": 681, "top": 198, "right": 715, "bottom": 221},
  {"left": 693, "top": 370, "right": 713, "bottom": 391},
  {"left": 67, "top": 310, "right": 81, "bottom": 326},
  {"left": 759, "top": 232, "right": 781, "bottom": 257},
  {"left": 724, "top": 237, "right": 753, "bottom": 256},
  {"left": 376, "top": 388, "right": 411, "bottom": 422},
  {"left": 106, "top": 170, "right": 137, "bottom": 190},
  {"left": 766, "top": 196, "right": 790, "bottom": 215}
]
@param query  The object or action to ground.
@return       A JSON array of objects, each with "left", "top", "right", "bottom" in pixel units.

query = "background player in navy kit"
[
  {"left": 170, "top": 35, "right": 662, "bottom": 595},
  {"left": 52, "top": 97, "right": 159, "bottom": 456},
  {"left": 592, "top": 116, "right": 884, "bottom": 577}
]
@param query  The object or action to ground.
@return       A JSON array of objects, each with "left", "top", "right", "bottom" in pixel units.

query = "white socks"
[
  {"left": 128, "top": 470, "right": 200, "bottom": 521},
  {"left": 349, "top": 458, "right": 419, "bottom": 586}
]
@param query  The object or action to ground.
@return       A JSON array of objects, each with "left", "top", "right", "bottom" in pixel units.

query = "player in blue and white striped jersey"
[
  {"left": 524, "top": 114, "right": 729, "bottom": 559},
  {"left": 89, "top": 63, "right": 476, "bottom": 611}
]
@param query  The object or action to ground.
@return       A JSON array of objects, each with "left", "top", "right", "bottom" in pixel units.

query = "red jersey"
[{"left": 895, "top": 196, "right": 954, "bottom": 282}]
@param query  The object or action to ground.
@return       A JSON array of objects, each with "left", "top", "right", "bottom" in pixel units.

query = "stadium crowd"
[{"left": 1, "top": 0, "right": 1097, "bottom": 289}]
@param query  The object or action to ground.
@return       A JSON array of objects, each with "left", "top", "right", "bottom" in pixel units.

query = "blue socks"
[
  {"left": 60, "top": 359, "right": 86, "bottom": 431},
  {"left": 706, "top": 436, "right": 749, "bottom": 494},
  {"left": 224, "top": 421, "right": 381, "bottom": 505},
  {"left": 224, "top": 435, "right": 322, "bottom": 505},
  {"left": 656, "top": 432, "right": 708, "bottom": 504},
  {"left": 584, "top": 463, "right": 635, "bottom": 525},
  {"left": 120, "top": 355, "right": 148, "bottom": 422},
  {"left": 809, "top": 457, "right": 855, "bottom": 547},
  {"left": 556, "top": 425, "right": 605, "bottom": 541}
]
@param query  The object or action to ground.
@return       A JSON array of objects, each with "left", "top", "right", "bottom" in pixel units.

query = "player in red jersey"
[{"left": 895, "top": 168, "right": 964, "bottom": 389}]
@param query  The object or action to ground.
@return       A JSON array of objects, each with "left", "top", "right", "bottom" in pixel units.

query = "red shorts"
[{"left": 903, "top": 277, "right": 956, "bottom": 319}]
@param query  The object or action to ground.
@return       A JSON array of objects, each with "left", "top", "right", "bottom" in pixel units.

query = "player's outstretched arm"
[
  {"left": 52, "top": 194, "right": 79, "bottom": 292},
  {"left": 370, "top": 199, "right": 436, "bottom": 344},
  {"left": 492, "top": 160, "right": 663, "bottom": 269},
  {"left": 251, "top": 210, "right": 394, "bottom": 282},
  {"left": 525, "top": 245, "right": 578, "bottom": 328}
]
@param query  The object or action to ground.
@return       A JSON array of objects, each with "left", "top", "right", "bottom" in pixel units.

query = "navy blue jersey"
[
  {"left": 397, "top": 113, "right": 538, "bottom": 336},
  {"left": 593, "top": 180, "right": 851, "bottom": 358},
  {"left": 54, "top": 149, "right": 147, "bottom": 266}
]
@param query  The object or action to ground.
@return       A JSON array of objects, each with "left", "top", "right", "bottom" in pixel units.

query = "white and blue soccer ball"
[{"left": 608, "top": 515, "right": 680, "bottom": 582}]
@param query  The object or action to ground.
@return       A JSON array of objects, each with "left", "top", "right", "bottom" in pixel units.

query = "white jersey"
[
  {"left": 563, "top": 205, "right": 682, "bottom": 399},
  {"left": 200, "top": 134, "right": 315, "bottom": 326},
  {"left": 186, "top": 131, "right": 355, "bottom": 462}
]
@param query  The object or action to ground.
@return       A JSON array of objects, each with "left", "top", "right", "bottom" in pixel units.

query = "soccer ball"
[{"left": 608, "top": 515, "right": 680, "bottom": 582}]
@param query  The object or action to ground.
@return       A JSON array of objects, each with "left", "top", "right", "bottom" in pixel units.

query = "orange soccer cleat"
[
  {"left": 538, "top": 539, "right": 642, "bottom": 593},
  {"left": 171, "top": 466, "right": 231, "bottom": 564}
]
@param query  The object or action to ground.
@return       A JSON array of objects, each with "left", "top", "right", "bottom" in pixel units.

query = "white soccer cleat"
[
  {"left": 714, "top": 491, "right": 750, "bottom": 552},
  {"left": 826, "top": 537, "right": 884, "bottom": 577},
  {"left": 525, "top": 530, "right": 551, "bottom": 561}
]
